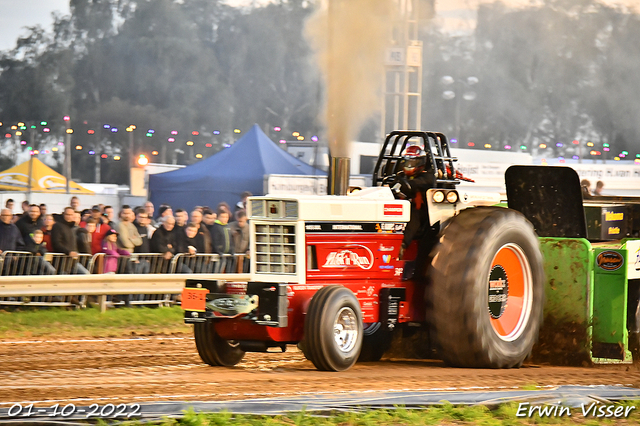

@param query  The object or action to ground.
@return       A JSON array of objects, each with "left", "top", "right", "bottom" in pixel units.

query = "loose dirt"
[{"left": 1, "top": 334, "right": 639, "bottom": 405}]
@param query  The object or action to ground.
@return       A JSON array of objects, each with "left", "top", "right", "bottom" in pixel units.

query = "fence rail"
[{"left": 0, "top": 252, "right": 250, "bottom": 311}]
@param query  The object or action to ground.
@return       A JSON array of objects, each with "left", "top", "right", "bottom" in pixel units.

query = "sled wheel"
[
  {"left": 427, "top": 207, "right": 544, "bottom": 368},
  {"left": 194, "top": 321, "right": 245, "bottom": 367},
  {"left": 303, "top": 285, "right": 363, "bottom": 371},
  {"left": 358, "top": 322, "right": 392, "bottom": 362}
]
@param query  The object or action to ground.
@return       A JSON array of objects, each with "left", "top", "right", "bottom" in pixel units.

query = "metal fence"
[{"left": 0, "top": 252, "right": 250, "bottom": 309}]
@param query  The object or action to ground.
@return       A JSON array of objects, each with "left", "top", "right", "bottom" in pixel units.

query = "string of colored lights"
[{"left": 1, "top": 119, "right": 639, "bottom": 164}]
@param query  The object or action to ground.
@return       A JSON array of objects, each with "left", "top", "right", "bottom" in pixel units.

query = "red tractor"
[{"left": 182, "top": 130, "right": 546, "bottom": 371}]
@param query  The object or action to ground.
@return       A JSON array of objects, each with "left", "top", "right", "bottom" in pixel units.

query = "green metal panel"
[
  {"left": 534, "top": 238, "right": 593, "bottom": 365},
  {"left": 592, "top": 248, "right": 628, "bottom": 360}
]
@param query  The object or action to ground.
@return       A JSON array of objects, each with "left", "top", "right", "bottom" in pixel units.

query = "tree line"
[{"left": 0, "top": 0, "right": 638, "bottom": 184}]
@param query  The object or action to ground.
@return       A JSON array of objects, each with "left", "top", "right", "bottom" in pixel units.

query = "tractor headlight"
[
  {"left": 446, "top": 191, "right": 459, "bottom": 204},
  {"left": 433, "top": 191, "right": 445, "bottom": 203}
]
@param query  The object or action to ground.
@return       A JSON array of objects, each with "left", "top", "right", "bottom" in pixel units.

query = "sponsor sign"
[
  {"left": 596, "top": 251, "right": 624, "bottom": 271},
  {"left": 383, "top": 204, "right": 403, "bottom": 216},
  {"left": 600, "top": 205, "right": 627, "bottom": 240},
  {"left": 322, "top": 245, "right": 374, "bottom": 270},
  {"left": 305, "top": 222, "right": 405, "bottom": 233}
]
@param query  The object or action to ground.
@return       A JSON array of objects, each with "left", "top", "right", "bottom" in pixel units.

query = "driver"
[{"left": 386, "top": 145, "right": 435, "bottom": 259}]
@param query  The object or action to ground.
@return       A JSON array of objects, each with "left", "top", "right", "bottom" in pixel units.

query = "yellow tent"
[{"left": 0, "top": 158, "right": 94, "bottom": 193}]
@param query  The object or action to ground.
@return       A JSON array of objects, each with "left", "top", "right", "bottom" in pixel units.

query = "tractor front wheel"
[
  {"left": 426, "top": 207, "right": 545, "bottom": 368},
  {"left": 194, "top": 320, "right": 245, "bottom": 367},
  {"left": 303, "top": 285, "right": 363, "bottom": 371}
]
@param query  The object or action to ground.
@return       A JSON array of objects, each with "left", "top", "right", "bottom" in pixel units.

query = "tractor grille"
[{"left": 255, "top": 223, "right": 296, "bottom": 275}]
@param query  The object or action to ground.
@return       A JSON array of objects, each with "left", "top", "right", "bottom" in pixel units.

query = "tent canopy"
[
  {"left": 0, "top": 158, "right": 94, "bottom": 194},
  {"left": 149, "top": 124, "right": 324, "bottom": 212}
]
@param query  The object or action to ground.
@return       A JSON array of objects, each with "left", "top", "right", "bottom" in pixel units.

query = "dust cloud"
[{"left": 306, "top": 0, "right": 396, "bottom": 157}]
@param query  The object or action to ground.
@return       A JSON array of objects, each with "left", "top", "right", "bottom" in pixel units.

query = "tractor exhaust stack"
[{"left": 328, "top": 156, "right": 350, "bottom": 195}]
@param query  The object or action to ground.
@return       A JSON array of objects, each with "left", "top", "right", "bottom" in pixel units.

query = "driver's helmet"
[{"left": 401, "top": 145, "right": 427, "bottom": 177}]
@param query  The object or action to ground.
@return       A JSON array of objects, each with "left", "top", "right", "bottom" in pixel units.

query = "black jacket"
[
  {"left": 51, "top": 219, "right": 78, "bottom": 254},
  {"left": 176, "top": 233, "right": 206, "bottom": 254},
  {"left": 76, "top": 228, "right": 92, "bottom": 254},
  {"left": 210, "top": 222, "right": 234, "bottom": 255},
  {"left": 150, "top": 225, "right": 176, "bottom": 254},
  {"left": 133, "top": 221, "right": 151, "bottom": 253},
  {"left": 15, "top": 215, "right": 43, "bottom": 245},
  {"left": 0, "top": 221, "right": 25, "bottom": 252}
]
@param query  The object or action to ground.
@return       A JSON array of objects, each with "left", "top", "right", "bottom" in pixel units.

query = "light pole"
[
  {"left": 63, "top": 115, "right": 72, "bottom": 194},
  {"left": 441, "top": 76, "right": 478, "bottom": 141}
]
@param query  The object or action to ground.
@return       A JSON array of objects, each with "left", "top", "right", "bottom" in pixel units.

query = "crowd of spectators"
[{"left": 0, "top": 192, "right": 253, "bottom": 276}]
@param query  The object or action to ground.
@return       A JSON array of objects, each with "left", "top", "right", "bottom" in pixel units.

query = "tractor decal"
[
  {"left": 322, "top": 245, "right": 374, "bottom": 270},
  {"left": 596, "top": 251, "right": 624, "bottom": 271},
  {"left": 488, "top": 265, "right": 509, "bottom": 319}
]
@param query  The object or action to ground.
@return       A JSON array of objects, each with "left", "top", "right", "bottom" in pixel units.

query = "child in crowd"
[
  {"left": 26, "top": 229, "right": 56, "bottom": 275},
  {"left": 101, "top": 229, "right": 130, "bottom": 273}
]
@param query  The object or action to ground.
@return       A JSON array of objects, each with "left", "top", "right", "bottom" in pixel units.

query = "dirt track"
[{"left": 1, "top": 334, "right": 639, "bottom": 406}]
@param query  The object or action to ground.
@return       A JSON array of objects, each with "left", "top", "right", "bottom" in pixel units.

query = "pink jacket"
[{"left": 101, "top": 240, "right": 130, "bottom": 273}]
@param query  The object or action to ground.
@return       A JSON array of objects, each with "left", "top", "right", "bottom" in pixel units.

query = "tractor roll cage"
[{"left": 373, "top": 131, "right": 459, "bottom": 188}]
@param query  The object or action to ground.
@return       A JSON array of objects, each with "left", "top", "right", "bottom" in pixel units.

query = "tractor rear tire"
[
  {"left": 194, "top": 321, "right": 245, "bottom": 367},
  {"left": 303, "top": 285, "right": 363, "bottom": 371},
  {"left": 358, "top": 322, "right": 392, "bottom": 362},
  {"left": 426, "top": 207, "right": 544, "bottom": 368}
]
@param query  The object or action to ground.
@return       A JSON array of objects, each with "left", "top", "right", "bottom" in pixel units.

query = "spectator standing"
[
  {"left": 211, "top": 209, "right": 235, "bottom": 271},
  {"left": 89, "top": 208, "right": 111, "bottom": 254},
  {"left": 0, "top": 208, "right": 25, "bottom": 253},
  {"left": 102, "top": 229, "right": 130, "bottom": 273},
  {"left": 157, "top": 205, "right": 173, "bottom": 222},
  {"left": 117, "top": 206, "right": 143, "bottom": 253},
  {"left": 77, "top": 218, "right": 96, "bottom": 254},
  {"left": 174, "top": 208, "right": 188, "bottom": 252},
  {"left": 235, "top": 191, "right": 252, "bottom": 212},
  {"left": 177, "top": 222, "right": 206, "bottom": 254},
  {"left": 13, "top": 200, "right": 29, "bottom": 223},
  {"left": 104, "top": 205, "right": 117, "bottom": 229},
  {"left": 150, "top": 216, "right": 177, "bottom": 261},
  {"left": 70, "top": 196, "right": 80, "bottom": 211},
  {"left": 15, "top": 204, "right": 43, "bottom": 248},
  {"left": 580, "top": 179, "right": 592, "bottom": 199},
  {"left": 41, "top": 214, "right": 55, "bottom": 250},
  {"left": 594, "top": 180, "right": 605, "bottom": 196},
  {"left": 202, "top": 208, "right": 217, "bottom": 230},
  {"left": 144, "top": 201, "right": 158, "bottom": 228},
  {"left": 51, "top": 207, "right": 88, "bottom": 274},
  {"left": 190, "top": 209, "right": 212, "bottom": 253},
  {"left": 133, "top": 209, "right": 152, "bottom": 253},
  {"left": 25, "top": 229, "right": 56, "bottom": 275},
  {"left": 230, "top": 210, "right": 250, "bottom": 254}
]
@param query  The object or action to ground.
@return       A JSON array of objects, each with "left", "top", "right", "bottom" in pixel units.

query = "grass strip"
[
  {"left": 0, "top": 306, "right": 190, "bottom": 339},
  {"left": 102, "top": 401, "right": 640, "bottom": 425}
]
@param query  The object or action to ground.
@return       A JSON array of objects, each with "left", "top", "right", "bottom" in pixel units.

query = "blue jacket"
[{"left": 0, "top": 221, "right": 25, "bottom": 252}]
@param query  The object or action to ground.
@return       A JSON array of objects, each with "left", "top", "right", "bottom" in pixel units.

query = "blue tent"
[{"left": 148, "top": 124, "right": 324, "bottom": 212}]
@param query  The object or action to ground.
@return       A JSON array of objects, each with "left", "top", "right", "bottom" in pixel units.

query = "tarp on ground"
[
  {"left": 148, "top": 124, "right": 324, "bottom": 212},
  {"left": 0, "top": 158, "right": 94, "bottom": 193}
]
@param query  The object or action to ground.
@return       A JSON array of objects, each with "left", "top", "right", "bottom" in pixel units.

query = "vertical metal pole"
[
  {"left": 65, "top": 119, "right": 71, "bottom": 194},
  {"left": 27, "top": 127, "right": 35, "bottom": 201},
  {"left": 95, "top": 153, "right": 101, "bottom": 183},
  {"left": 27, "top": 155, "right": 33, "bottom": 202}
]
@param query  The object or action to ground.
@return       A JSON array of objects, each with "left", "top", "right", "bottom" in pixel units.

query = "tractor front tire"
[
  {"left": 303, "top": 285, "right": 363, "bottom": 371},
  {"left": 194, "top": 321, "right": 245, "bottom": 367},
  {"left": 427, "top": 207, "right": 545, "bottom": 368}
]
